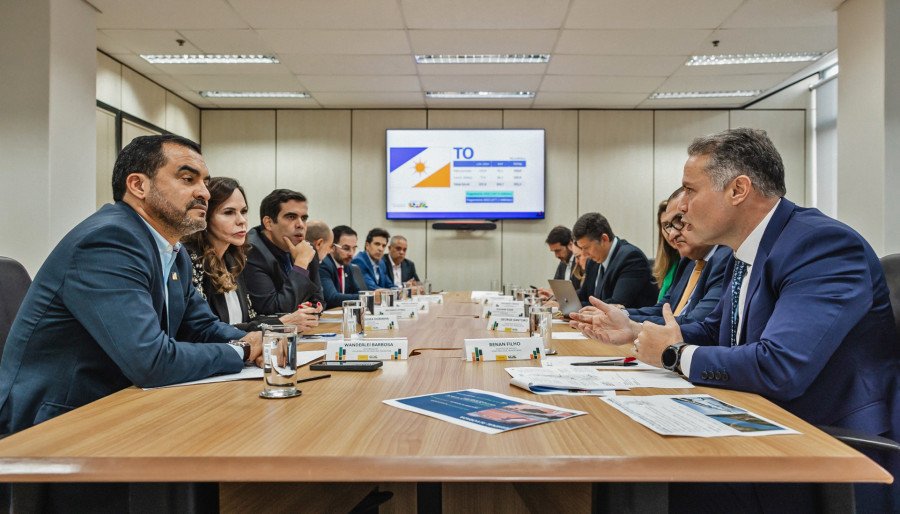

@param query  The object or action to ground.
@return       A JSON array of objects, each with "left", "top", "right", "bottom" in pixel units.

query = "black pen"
[
  {"left": 572, "top": 357, "right": 636, "bottom": 366},
  {"left": 297, "top": 374, "right": 331, "bottom": 383}
]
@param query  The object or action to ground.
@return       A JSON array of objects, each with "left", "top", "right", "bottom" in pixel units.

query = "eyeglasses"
[
  {"left": 336, "top": 244, "right": 358, "bottom": 253},
  {"left": 663, "top": 215, "right": 685, "bottom": 234}
]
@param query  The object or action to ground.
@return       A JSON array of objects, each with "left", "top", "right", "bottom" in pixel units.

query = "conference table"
[{"left": 0, "top": 292, "right": 890, "bottom": 513}]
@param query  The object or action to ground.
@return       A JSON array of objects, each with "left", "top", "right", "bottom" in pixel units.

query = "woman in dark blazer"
[{"left": 182, "top": 177, "right": 318, "bottom": 332}]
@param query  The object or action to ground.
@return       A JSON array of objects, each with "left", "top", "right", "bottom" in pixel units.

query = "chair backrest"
[
  {"left": 350, "top": 264, "right": 366, "bottom": 291},
  {"left": 0, "top": 257, "right": 32, "bottom": 357},
  {"left": 880, "top": 253, "right": 900, "bottom": 336}
]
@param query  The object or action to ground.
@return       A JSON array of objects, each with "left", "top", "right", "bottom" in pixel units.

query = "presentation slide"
[{"left": 386, "top": 130, "right": 545, "bottom": 220}]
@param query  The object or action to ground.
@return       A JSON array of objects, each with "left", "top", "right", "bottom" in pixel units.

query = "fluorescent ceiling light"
[
  {"left": 416, "top": 54, "right": 549, "bottom": 64},
  {"left": 426, "top": 91, "right": 535, "bottom": 99},
  {"left": 199, "top": 91, "right": 310, "bottom": 98},
  {"left": 650, "top": 90, "right": 761, "bottom": 99},
  {"left": 687, "top": 52, "right": 825, "bottom": 66},
  {"left": 141, "top": 54, "right": 279, "bottom": 64}
]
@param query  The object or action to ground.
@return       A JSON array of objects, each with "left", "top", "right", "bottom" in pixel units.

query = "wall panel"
[
  {"left": 95, "top": 108, "right": 117, "bottom": 209},
  {"left": 121, "top": 67, "right": 166, "bottom": 129},
  {"left": 96, "top": 51, "right": 121, "bottom": 109},
  {"left": 730, "top": 110, "right": 807, "bottom": 206},
  {"left": 165, "top": 91, "right": 200, "bottom": 142}
]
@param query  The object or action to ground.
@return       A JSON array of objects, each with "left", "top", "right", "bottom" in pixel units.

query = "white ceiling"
[{"left": 91, "top": 0, "right": 842, "bottom": 109}]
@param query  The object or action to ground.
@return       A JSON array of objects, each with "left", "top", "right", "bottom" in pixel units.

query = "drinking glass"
[
  {"left": 260, "top": 325, "right": 300, "bottom": 399},
  {"left": 342, "top": 300, "right": 365, "bottom": 340},
  {"left": 359, "top": 291, "right": 376, "bottom": 314},
  {"left": 529, "top": 306, "right": 553, "bottom": 354}
]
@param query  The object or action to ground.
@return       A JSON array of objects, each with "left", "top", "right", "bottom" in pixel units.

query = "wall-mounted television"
[{"left": 386, "top": 129, "right": 545, "bottom": 220}]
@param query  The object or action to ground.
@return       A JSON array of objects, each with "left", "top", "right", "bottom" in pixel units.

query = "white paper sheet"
[
  {"left": 506, "top": 367, "right": 620, "bottom": 395},
  {"left": 594, "top": 370, "right": 694, "bottom": 389},
  {"left": 147, "top": 350, "right": 325, "bottom": 389},
  {"left": 542, "top": 355, "right": 660, "bottom": 371}
]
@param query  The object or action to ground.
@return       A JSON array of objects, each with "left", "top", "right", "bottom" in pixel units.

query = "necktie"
[
  {"left": 337, "top": 265, "right": 344, "bottom": 292},
  {"left": 729, "top": 260, "right": 748, "bottom": 346},
  {"left": 593, "top": 265, "right": 605, "bottom": 297},
  {"left": 673, "top": 260, "right": 705, "bottom": 315}
]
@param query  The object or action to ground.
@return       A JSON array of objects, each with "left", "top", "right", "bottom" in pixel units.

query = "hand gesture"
[
  {"left": 634, "top": 303, "right": 683, "bottom": 366},
  {"left": 284, "top": 237, "right": 315, "bottom": 269}
]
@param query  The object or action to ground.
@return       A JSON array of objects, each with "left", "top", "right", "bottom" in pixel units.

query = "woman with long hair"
[
  {"left": 652, "top": 197, "right": 681, "bottom": 302},
  {"left": 182, "top": 177, "right": 317, "bottom": 332}
]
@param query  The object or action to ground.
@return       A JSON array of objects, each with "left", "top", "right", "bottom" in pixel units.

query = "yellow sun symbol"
[{"left": 413, "top": 160, "right": 427, "bottom": 174}]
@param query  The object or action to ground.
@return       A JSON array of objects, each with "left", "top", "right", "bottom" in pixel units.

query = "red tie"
[{"left": 337, "top": 265, "right": 344, "bottom": 292}]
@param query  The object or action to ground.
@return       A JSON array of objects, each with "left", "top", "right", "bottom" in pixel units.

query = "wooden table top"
[{"left": 0, "top": 292, "right": 889, "bottom": 484}]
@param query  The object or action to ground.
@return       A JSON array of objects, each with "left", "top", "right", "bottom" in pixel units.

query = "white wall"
[{"left": 200, "top": 108, "right": 806, "bottom": 291}]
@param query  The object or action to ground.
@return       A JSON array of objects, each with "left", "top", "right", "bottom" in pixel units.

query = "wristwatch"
[
  {"left": 662, "top": 342, "right": 688, "bottom": 374},
  {"left": 229, "top": 340, "right": 251, "bottom": 363}
]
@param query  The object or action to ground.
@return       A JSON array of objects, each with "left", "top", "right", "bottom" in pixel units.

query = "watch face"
[{"left": 662, "top": 346, "right": 678, "bottom": 369}]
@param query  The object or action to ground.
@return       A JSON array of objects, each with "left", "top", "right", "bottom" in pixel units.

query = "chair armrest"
[{"left": 817, "top": 425, "right": 900, "bottom": 453}]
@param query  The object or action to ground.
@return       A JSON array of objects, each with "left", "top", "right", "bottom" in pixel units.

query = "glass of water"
[
  {"left": 260, "top": 325, "right": 300, "bottom": 399},
  {"left": 342, "top": 300, "right": 365, "bottom": 340},
  {"left": 529, "top": 306, "right": 554, "bottom": 354},
  {"left": 422, "top": 280, "right": 432, "bottom": 295},
  {"left": 359, "top": 291, "right": 376, "bottom": 314},
  {"left": 379, "top": 289, "right": 397, "bottom": 307},
  {"left": 504, "top": 283, "right": 519, "bottom": 296},
  {"left": 490, "top": 279, "right": 501, "bottom": 293}
]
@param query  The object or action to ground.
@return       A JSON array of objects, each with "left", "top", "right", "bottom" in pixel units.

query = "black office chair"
[
  {"left": 0, "top": 256, "right": 32, "bottom": 360},
  {"left": 350, "top": 263, "right": 366, "bottom": 291}
]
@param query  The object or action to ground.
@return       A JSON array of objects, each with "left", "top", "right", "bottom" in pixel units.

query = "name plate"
[
  {"left": 483, "top": 301, "right": 525, "bottom": 318},
  {"left": 364, "top": 315, "right": 398, "bottom": 331},
  {"left": 417, "top": 294, "right": 444, "bottom": 304},
  {"left": 397, "top": 299, "right": 429, "bottom": 313},
  {"left": 326, "top": 338, "right": 408, "bottom": 361},
  {"left": 376, "top": 305, "right": 419, "bottom": 319},
  {"left": 480, "top": 294, "right": 512, "bottom": 305},
  {"left": 464, "top": 337, "right": 545, "bottom": 362},
  {"left": 488, "top": 317, "right": 530, "bottom": 333}
]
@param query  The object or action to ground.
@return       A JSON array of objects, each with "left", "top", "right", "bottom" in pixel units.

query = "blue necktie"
[{"left": 729, "top": 260, "right": 748, "bottom": 346}]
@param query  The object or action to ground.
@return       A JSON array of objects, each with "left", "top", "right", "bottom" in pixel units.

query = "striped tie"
[{"left": 730, "top": 260, "right": 748, "bottom": 346}]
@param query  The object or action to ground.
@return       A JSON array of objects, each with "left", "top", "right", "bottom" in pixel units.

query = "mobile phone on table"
[{"left": 309, "top": 361, "right": 383, "bottom": 372}]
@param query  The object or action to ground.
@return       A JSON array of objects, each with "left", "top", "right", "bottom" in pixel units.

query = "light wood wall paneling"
[
  {"left": 277, "top": 110, "right": 352, "bottom": 228},
  {"left": 579, "top": 111, "right": 655, "bottom": 255},
  {"left": 121, "top": 67, "right": 166, "bottom": 129},
  {"left": 95, "top": 108, "right": 117, "bottom": 209},
  {"left": 425, "top": 110, "right": 503, "bottom": 291},
  {"left": 165, "top": 91, "right": 200, "bottom": 142},
  {"left": 502, "top": 110, "right": 578, "bottom": 289},
  {"left": 201, "top": 110, "right": 277, "bottom": 227},
  {"left": 351, "top": 110, "right": 428, "bottom": 278},
  {"left": 96, "top": 52, "right": 121, "bottom": 110},
  {"left": 730, "top": 110, "right": 807, "bottom": 206}
]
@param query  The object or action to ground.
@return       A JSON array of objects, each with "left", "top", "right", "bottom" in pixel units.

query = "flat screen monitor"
[{"left": 386, "top": 129, "right": 545, "bottom": 220}]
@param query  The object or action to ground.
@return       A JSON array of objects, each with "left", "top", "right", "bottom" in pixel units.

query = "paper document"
[
  {"left": 384, "top": 388, "right": 586, "bottom": 434},
  {"left": 506, "top": 367, "right": 619, "bottom": 395},
  {"left": 602, "top": 394, "right": 799, "bottom": 437},
  {"left": 552, "top": 332, "right": 588, "bottom": 340},
  {"left": 542, "top": 355, "right": 660, "bottom": 371},
  {"left": 594, "top": 370, "right": 694, "bottom": 389},
  {"left": 148, "top": 350, "right": 325, "bottom": 389}
]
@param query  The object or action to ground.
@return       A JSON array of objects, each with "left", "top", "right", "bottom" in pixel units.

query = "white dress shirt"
[{"left": 391, "top": 257, "right": 403, "bottom": 285}]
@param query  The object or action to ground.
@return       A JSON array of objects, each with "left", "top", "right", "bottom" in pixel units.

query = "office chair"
[
  {"left": 0, "top": 257, "right": 31, "bottom": 360},
  {"left": 350, "top": 263, "right": 366, "bottom": 291}
]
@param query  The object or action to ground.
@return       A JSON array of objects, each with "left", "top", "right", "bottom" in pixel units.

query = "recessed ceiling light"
[
  {"left": 199, "top": 91, "right": 310, "bottom": 98},
  {"left": 649, "top": 90, "right": 761, "bottom": 99},
  {"left": 141, "top": 54, "right": 280, "bottom": 64},
  {"left": 686, "top": 52, "right": 825, "bottom": 66},
  {"left": 416, "top": 54, "right": 549, "bottom": 64},
  {"left": 425, "top": 91, "right": 535, "bottom": 99}
]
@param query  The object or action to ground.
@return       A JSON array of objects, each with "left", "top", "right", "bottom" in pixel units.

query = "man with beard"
[
  {"left": 320, "top": 225, "right": 362, "bottom": 309},
  {"left": 244, "top": 189, "right": 324, "bottom": 314}
]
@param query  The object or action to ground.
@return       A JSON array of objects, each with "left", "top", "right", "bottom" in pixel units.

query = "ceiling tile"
[
  {"left": 171, "top": 90, "right": 218, "bottom": 108},
  {"left": 533, "top": 92, "right": 646, "bottom": 108},
  {"left": 556, "top": 29, "right": 712, "bottom": 55},
  {"left": 99, "top": 30, "right": 202, "bottom": 54},
  {"left": 145, "top": 74, "right": 191, "bottom": 92},
  {"left": 419, "top": 75, "right": 543, "bottom": 92},
  {"left": 153, "top": 62, "right": 294, "bottom": 76},
  {"left": 547, "top": 55, "right": 686, "bottom": 76},
  {"left": 178, "top": 29, "right": 275, "bottom": 54},
  {"left": 638, "top": 97, "right": 749, "bottom": 109},
  {"left": 417, "top": 63, "right": 547, "bottom": 76},
  {"left": 92, "top": 0, "right": 249, "bottom": 30},
  {"left": 657, "top": 73, "right": 792, "bottom": 92},
  {"left": 106, "top": 54, "right": 166, "bottom": 76},
  {"left": 409, "top": 30, "right": 559, "bottom": 54},
  {"left": 208, "top": 97, "right": 321, "bottom": 108},
  {"left": 314, "top": 92, "right": 425, "bottom": 108},
  {"left": 540, "top": 75, "right": 666, "bottom": 93},
  {"left": 96, "top": 31, "right": 131, "bottom": 54},
  {"left": 673, "top": 61, "right": 811, "bottom": 77},
  {"left": 723, "top": 0, "right": 841, "bottom": 28},
  {"left": 565, "top": 0, "right": 743, "bottom": 29},
  {"left": 279, "top": 54, "right": 417, "bottom": 75},
  {"left": 401, "top": 0, "right": 570, "bottom": 29},
  {"left": 229, "top": 0, "right": 405, "bottom": 29},
  {"left": 698, "top": 27, "right": 836, "bottom": 54},
  {"left": 298, "top": 75, "right": 421, "bottom": 92},
  {"left": 176, "top": 74, "right": 307, "bottom": 91},
  {"left": 257, "top": 30, "right": 410, "bottom": 54}
]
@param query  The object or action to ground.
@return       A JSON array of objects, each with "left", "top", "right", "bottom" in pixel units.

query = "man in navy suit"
[
  {"left": 321, "top": 225, "right": 362, "bottom": 308},
  {"left": 577, "top": 128, "right": 898, "bottom": 512},
  {"left": 573, "top": 213, "right": 658, "bottom": 308},
  {"left": 352, "top": 228, "right": 395, "bottom": 290},
  {"left": 383, "top": 235, "right": 421, "bottom": 287}
]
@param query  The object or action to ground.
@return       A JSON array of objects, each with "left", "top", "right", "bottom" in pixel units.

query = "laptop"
[{"left": 548, "top": 279, "right": 583, "bottom": 317}]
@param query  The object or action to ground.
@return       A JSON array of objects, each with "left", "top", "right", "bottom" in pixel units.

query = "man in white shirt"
[{"left": 382, "top": 235, "right": 420, "bottom": 287}]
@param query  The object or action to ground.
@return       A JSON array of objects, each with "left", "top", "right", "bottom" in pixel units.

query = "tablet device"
[{"left": 548, "top": 279, "right": 582, "bottom": 317}]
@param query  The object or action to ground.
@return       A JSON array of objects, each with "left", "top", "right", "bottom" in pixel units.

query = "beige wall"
[{"left": 200, "top": 108, "right": 806, "bottom": 291}]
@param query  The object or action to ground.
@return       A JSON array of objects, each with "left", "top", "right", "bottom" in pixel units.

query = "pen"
[
  {"left": 297, "top": 374, "right": 331, "bottom": 383},
  {"left": 571, "top": 357, "right": 636, "bottom": 366}
]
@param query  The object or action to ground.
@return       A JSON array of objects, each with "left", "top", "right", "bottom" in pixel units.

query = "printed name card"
[
  {"left": 417, "top": 294, "right": 444, "bottom": 304},
  {"left": 487, "top": 317, "right": 530, "bottom": 333},
  {"left": 397, "top": 299, "right": 429, "bottom": 313},
  {"left": 364, "top": 315, "right": 398, "bottom": 331},
  {"left": 480, "top": 294, "right": 513, "bottom": 305},
  {"left": 464, "top": 337, "right": 545, "bottom": 362},
  {"left": 326, "top": 338, "right": 408, "bottom": 361},
  {"left": 483, "top": 301, "right": 525, "bottom": 319},
  {"left": 376, "top": 305, "right": 419, "bottom": 320},
  {"left": 470, "top": 291, "right": 502, "bottom": 301}
]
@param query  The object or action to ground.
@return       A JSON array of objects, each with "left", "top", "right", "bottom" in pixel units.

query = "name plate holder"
[
  {"left": 397, "top": 299, "right": 429, "bottom": 313},
  {"left": 376, "top": 305, "right": 419, "bottom": 320},
  {"left": 417, "top": 294, "right": 444, "bottom": 304},
  {"left": 464, "top": 337, "right": 545, "bottom": 362},
  {"left": 483, "top": 301, "right": 525, "bottom": 319},
  {"left": 326, "top": 338, "right": 408, "bottom": 361},
  {"left": 364, "top": 315, "right": 398, "bottom": 331},
  {"left": 487, "top": 317, "right": 530, "bottom": 333}
]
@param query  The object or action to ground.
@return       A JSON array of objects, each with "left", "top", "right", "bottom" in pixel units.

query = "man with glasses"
[
  {"left": 572, "top": 212, "right": 658, "bottom": 308},
  {"left": 320, "top": 225, "right": 361, "bottom": 309}
]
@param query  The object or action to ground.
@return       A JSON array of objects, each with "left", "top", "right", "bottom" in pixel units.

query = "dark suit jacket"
[
  {"left": 352, "top": 252, "right": 394, "bottom": 290},
  {"left": 628, "top": 245, "right": 731, "bottom": 325},
  {"left": 680, "top": 199, "right": 899, "bottom": 437},
  {"left": 320, "top": 254, "right": 361, "bottom": 309},
  {"left": 554, "top": 256, "right": 581, "bottom": 290},
  {"left": 577, "top": 238, "right": 658, "bottom": 308},
  {"left": 382, "top": 255, "right": 420, "bottom": 284},
  {"left": 0, "top": 202, "right": 245, "bottom": 434},
  {"left": 244, "top": 226, "right": 324, "bottom": 315}
]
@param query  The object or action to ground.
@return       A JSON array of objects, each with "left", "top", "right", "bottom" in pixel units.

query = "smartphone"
[
  {"left": 302, "top": 333, "right": 337, "bottom": 339},
  {"left": 309, "top": 360, "right": 383, "bottom": 372}
]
